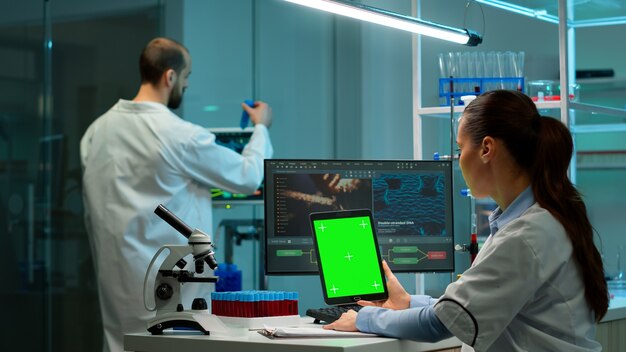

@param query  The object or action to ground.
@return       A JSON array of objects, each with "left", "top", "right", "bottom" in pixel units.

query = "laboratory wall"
[
  {"left": 172, "top": 0, "right": 414, "bottom": 161},
  {"left": 1, "top": 0, "right": 625, "bottom": 351},
  {"left": 165, "top": 0, "right": 416, "bottom": 312}
]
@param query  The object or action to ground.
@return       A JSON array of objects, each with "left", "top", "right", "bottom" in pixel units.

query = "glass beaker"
[{"left": 527, "top": 80, "right": 556, "bottom": 102}]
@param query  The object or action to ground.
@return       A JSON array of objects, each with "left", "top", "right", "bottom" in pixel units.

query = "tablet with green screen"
[{"left": 310, "top": 209, "right": 388, "bottom": 305}]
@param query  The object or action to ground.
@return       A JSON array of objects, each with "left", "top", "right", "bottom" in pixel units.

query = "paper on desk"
[{"left": 260, "top": 325, "right": 378, "bottom": 338}]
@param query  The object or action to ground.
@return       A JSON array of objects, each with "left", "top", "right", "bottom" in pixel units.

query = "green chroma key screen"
[{"left": 312, "top": 215, "right": 385, "bottom": 300}]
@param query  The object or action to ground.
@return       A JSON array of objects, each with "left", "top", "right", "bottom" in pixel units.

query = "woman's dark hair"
[
  {"left": 462, "top": 90, "right": 608, "bottom": 321},
  {"left": 139, "top": 37, "right": 188, "bottom": 86}
]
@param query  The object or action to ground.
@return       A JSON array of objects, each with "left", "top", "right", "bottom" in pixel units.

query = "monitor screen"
[
  {"left": 210, "top": 128, "right": 263, "bottom": 204},
  {"left": 264, "top": 159, "right": 454, "bottom": 274}
]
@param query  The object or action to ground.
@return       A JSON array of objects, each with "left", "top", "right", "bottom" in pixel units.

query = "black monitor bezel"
[{"left": 263, "top": 159, "right": 455, "bottom": 275}]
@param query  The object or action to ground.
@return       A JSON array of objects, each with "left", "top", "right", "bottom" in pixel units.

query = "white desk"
[
  {"left": 125, "top": 298, "right": 626, "bottom": 352},
  {"left": 124, "top": 318, "right": 462, "bottom": 352}
]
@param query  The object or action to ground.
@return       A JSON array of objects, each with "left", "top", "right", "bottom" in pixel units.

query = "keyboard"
[{"left": 306, "top": 304, "right": 364, "bottom": 324}]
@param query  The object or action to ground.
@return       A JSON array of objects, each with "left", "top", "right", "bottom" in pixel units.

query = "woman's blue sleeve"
[
  {"left": 410, "top": 294, "right": 438, "bottom": 308},
  {"left": 355, "top": 304, "right": 452, "bottom": 342}
]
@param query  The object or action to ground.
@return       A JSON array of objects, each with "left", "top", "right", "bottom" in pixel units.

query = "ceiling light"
[{"left": 284, "top": 0, "right": 482, "bottom": 46}]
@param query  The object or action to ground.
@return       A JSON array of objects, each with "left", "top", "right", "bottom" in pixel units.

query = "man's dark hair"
[{"left": 139, "top": 37, "right": 188, "bottom": 85}]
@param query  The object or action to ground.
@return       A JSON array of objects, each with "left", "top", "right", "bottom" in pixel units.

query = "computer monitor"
[
  {"left": 210, "top": 128, "right": 263, "bottom": 204},
  {"left": 264, "top": 159, "right": 454, "bottom": 274}
]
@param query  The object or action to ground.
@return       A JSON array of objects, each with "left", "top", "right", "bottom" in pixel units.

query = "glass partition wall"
[{"left": 0, "top": 1, "right": 161, "bottom": 350}]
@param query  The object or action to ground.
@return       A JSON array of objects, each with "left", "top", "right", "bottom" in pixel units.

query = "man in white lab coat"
[{"left": 80, "top": 37, "right": 273, "bottom": 352}]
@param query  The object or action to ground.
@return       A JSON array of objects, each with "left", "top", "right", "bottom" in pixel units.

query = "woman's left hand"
[{"left": 322, "top": 309, "right": 359, "bottom": 332}]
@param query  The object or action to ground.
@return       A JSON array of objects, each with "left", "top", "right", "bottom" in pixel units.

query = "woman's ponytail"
[{"left": 531, "top": 117, "right": 609, "bottom": 321}]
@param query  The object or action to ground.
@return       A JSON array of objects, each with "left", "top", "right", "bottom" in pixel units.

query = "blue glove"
[{"left": 240, "top": 99, "right": 255, "bottom": 129}]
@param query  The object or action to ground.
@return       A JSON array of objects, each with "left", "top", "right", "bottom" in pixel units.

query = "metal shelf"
[
  {"left": 571, "top": 124, "right": 626, "bottom": 134},
  {"left": 417, "top": 101, "right": 561, "bottom": 118},
  {"left": 577, "top": 151, "right": 626, "bottom": 170},
  {"left": 570, "top": 102, "right": 626, "bottom": 118}
]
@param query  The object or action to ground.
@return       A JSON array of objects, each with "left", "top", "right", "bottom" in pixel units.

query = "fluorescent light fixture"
[{"left": 284, "top": 0, "right": 482, "bottom": 46}]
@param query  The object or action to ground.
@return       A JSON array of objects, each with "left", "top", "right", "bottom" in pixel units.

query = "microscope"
[{"left": 143, "top": 204, "right": 219, "bottom": 335}]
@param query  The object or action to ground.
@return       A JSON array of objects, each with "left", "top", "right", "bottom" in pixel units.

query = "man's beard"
[{"left": 168, "top": 88, "right": 183, "bottom": 109}]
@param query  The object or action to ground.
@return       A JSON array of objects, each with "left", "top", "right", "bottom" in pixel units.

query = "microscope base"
[{"left": 147, "top": 311, "right": 210, "bottom": 335}]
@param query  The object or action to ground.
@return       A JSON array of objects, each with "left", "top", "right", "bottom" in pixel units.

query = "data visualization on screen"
[
  {"left": 210, "top": 128, "right": 262, "bottom": 204},
  {"left": 264, "top": 160, "right": 455, "bottom": 274}
]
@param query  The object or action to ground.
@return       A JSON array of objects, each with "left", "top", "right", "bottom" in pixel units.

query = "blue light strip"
[
  {"left": 571, "top": 16, "right": 626, "bottom": 28},
  {"left": 474, "top": 0, "right": 559, "bottom": 24},
  {"left": 476, "top": 0, "right": 626, "bottom": 28}
]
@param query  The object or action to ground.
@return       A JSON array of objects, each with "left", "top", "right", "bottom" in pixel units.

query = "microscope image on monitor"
[{"left": 276, "top": 173, "right": 372, "bottom": 236}]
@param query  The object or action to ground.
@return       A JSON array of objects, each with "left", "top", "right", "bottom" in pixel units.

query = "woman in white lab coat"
[{"left": 326, "top": 90, "right": 609, "bottom": 351}]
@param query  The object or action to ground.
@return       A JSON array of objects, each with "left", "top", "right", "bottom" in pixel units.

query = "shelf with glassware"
[
  {"left": 419, "top": 77, "right": 626, "bottom": 131},
  {"left": 420, "top": 49, "right": 560, "bottom": 118},
  {"left": 417, "top": 1, "right": 626, "bottom": 129},
  {"left": 417, "top": 100, "right": 626, "bottom": 123},
  {"left": 471, "top": 0, "right": 626, "bottom": 182}
]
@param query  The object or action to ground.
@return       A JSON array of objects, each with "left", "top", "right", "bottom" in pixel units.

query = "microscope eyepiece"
[
  {"left": 205, "top": 255, "right": 218, "bottom": 270},
  {"left": 154, "top": 204, "right": 193, "bottom": 238}
]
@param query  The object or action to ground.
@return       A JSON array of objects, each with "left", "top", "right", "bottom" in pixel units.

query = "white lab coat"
[
  {"left": 80, "top": 99, "right": 273, "bottom": 352},
  {"left": 434, "top": 203, "right": 601, "bottom": 352}
]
